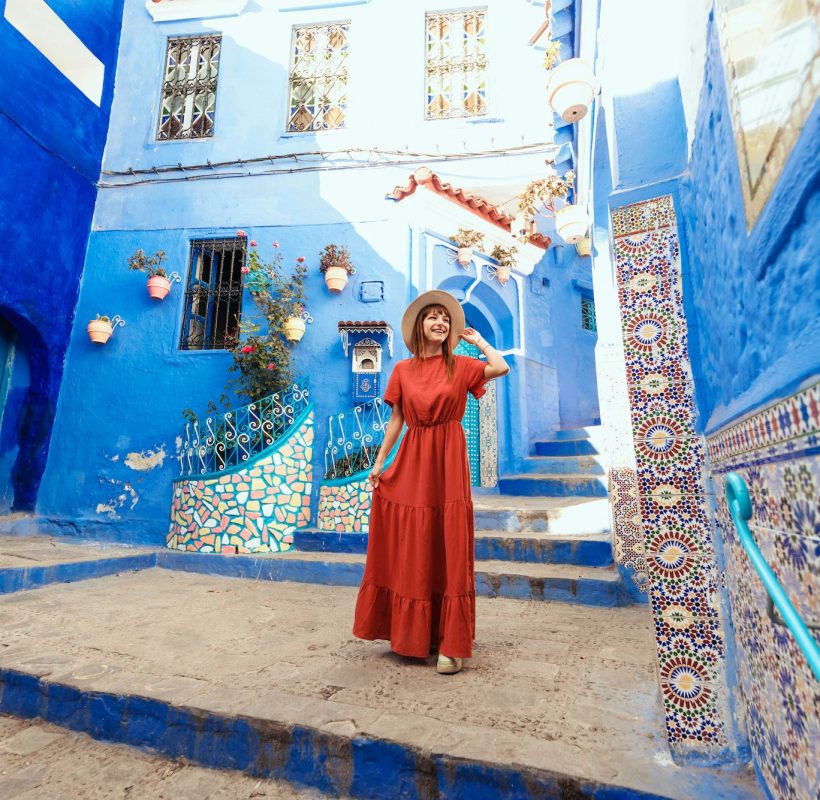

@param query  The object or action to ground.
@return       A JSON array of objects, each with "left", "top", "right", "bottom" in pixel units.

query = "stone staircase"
[{"left": 293, "top": 426, "right": 635, "bottom": 607}]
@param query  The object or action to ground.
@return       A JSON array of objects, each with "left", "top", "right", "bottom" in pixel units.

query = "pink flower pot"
[
  {"left": 147, "top": 275, "right": 172, "bottom": 300},
  {"left": 456, "top": 247, "right": 473, "bottom": 267},
  {"left": 87, "top": 319, "right": 113, "bottom": 345},
  {"left": 496, "top": 265, "right": 511, "bottom": 285}
]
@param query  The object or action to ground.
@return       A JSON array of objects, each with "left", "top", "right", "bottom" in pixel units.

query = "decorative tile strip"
[
  {"left": 611, "top": 196, "right": 733, "bottom": 756},
  {"left": 706, "top": 387, "right": 819, "bottom": 800},
  {"left": 609, "top": 467, "right": 648, "bottom": 591},
  {"left": 167, "top": 410, "right": 314, "bottom": 554}
]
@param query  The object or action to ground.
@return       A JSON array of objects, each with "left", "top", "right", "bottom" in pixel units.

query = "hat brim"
[{"left": 401, "top": 290, "right": 465, "bottom": 354}]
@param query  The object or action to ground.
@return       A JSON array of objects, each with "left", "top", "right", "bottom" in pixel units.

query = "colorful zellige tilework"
[
  {"left": 317, "top": 476, "right": 373, "bottom": 533},
  {"left": 611, "top": 196, "right": 733, "bottom": 756},
  {"left": 609, "top": 467, "right": 648, "bottom": 590},
  {"left": 708, "top": 383, "right": 820, "bottom": 800},
  {"left": 167, "top": 412, "right": 314, "bottom": 554}
]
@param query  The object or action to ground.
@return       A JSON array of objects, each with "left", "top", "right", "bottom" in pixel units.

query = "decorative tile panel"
[
  {"left": 611, "top": 196, "right": 734, "bottom": 758},
  {"left": 609, "top": 467, "right": 648, "bottom": 590},
  {"left": 167, "top": 412, "right": 314, "bottom": 553},
  {"left": 708, "top": 382, "right": 820, "bottom": 800},
  {"left": 317, "top": 475, "right": 373, "bottom": 533}
]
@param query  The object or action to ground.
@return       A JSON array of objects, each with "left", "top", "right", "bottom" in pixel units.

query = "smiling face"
[{"left": 421, "top": 305, "right": 450, "bottom": 347}]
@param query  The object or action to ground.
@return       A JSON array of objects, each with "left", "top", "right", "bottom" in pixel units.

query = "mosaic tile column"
[
  {"left": 611, "top": 196, "right": 734, "bottom": 760},
  {"left": 167, "top": 411, "right": 314, "bottom": 554},
  {"left": 707, "top": 383, "right": 819, "bottom": 799}
]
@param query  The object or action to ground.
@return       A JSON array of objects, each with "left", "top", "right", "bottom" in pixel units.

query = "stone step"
[
  {"left": 294, "top": 529, "right": 613, "bottom": 567},
  {"left": 473, "top": 496, "right": 611, "bottom": 534},
  {"left": 0, "top": 570, "right": 761, "bottom": 800},
  {"left": 160, "top": 549, "right": 629, "bottom": 607},
  {"left": 549, "top": 428, "right": 593, "bottom": 441},
  {"left": 497, "top": 473, "right": 607, "bottom": 498},
  {"left": 534, "top": 439, "right": 599, "bottom": 457},
  {"left": 520, "top": 454, "right": 605, "bottom": 475}
]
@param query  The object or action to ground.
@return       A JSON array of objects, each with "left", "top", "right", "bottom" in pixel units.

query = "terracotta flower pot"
[
  {"left": 324, "top": 266, "right": 349, "bottom": 293},
  {"left": 575, "top": 237, "right": 592, "bottom": 257},
  {"left": 147, "top": 275, "right": 171, "bottom": 300},
  {"left": 284, "top": 317, "right": 306, "bottom": 342},
  {"left": 456, "top": 246, "right": 473, "bottom": 267},
  {"left": 87, "top": 319, "right": 113, "bottom": 345},
  {"left": 555, "top": 204, "right": 590, "bottom": 245},
  {"left": 496, "top": 265, "right": 511, "bottom": 286},
  {"left": 547, "top": 58, "right": 597, "bottom": 123}
]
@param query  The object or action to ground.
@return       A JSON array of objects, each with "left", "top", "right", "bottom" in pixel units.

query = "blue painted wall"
[
  {"left": 679, "top": 15, "right": 820, "bottom": 433},
  {"left": 0, "top": 0, "right": 123, "bottom": 509}
]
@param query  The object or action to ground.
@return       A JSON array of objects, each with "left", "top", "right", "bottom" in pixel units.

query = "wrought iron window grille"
[
  {"left": 179, "top": 237, "right": 247, "bottom": 351},
  {"left": 581, "top": 295, "right": 597, "bottom": 332},
  {"left": 177, "top": 380, "right": 310, "bottom": 478},
  {"left": 425, "top": 8, "right": 488, "bottom": 121},
  {"left": 158, "top": 34, "right": 221, "bottom": 141},
  {"left": 287, "top": 22, "right": 350, "bottom": 133}
]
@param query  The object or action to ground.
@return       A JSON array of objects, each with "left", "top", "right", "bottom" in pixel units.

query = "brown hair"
[{"left": 411, "top": 304, "right": 456, "bottom": 380}]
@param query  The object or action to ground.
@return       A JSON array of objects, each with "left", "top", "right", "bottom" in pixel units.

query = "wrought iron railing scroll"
[
  {"left": 177, "top": 380, "right": 310, "bottom": 478},
  {"left": 324, "top": 398, "right": 391, "bottom": 480}
]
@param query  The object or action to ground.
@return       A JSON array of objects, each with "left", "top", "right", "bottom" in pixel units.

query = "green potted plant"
[
  {"left": 451, "top": 228, "right": 485, "bottom": 267},
  {"left": 128, "top": 249, "right": 171, "bottom": 300},
  {"left": 489, "top": 245, "right": 518, "bottom": 286},
  {"left": 87, "top": 314, "right": 113, "bottom": 344},
  {"left": 319, "top": 244, "right": 356, "bottom": 293}
]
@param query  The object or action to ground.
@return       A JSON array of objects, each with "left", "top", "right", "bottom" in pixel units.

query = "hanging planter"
[
  {"left": 575, "top": 236, "right": 592, "bottom": 257},
  {"left": 547, "top": 58, "right": 598, "bottom": 123},
  {"left": 555, "top": 204, "right": 590, "bottom": 245},
  {"left": 320, "top": 244, "right": 356, "bottom": 293},
  {"left": 450, "top": 229, "right": 485, "bottom": 268},
  {"left": 496, "top": 265, "right": 512, "bottom": 285},
  {"left": 489, "top": 245, "right": 518, "bottom": 287},
  {"left": 147, "top": 275, "right": 172, "bottom": 300},
  {"left": 87, "top": 314, "right": 125, "bottom": 345},
  {"left": 284, "top": 316, "right": 306, "bottom": 343}
]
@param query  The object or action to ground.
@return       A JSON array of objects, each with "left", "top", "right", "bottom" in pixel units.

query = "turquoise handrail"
[{"left": 724, "top": 472, "right": 820, "bottom": 681}]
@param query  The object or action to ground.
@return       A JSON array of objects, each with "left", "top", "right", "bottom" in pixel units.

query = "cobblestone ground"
[{"left": 0, "top": 714, "right": 339, "bottom": 800}]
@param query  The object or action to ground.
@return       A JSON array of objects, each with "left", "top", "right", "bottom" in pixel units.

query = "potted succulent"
[
  {"left": 518, "top": 169, "right": 589, "bottom": 245},
  {"left": 128, "top": 249, "right": 171, "bottom": 300},
  {"left": 87, "top": 314, "right": 113, "bottom": 344},
  {"left": 319, "top": 244, "right": 356, "bottom": 293},
  {"left": 451, "top": 229, "right": 485, "bottom": 267},
  {"left": 489, "top": 245, "right": 518, "bottom": 286},
  {"left": 544, "top": 40, "right": 598, "bottom": 123}
]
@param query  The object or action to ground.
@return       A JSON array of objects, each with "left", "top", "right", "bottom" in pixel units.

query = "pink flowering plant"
[
  {"left": 225, "top": 241, "right": 308, "bottom": 403},
  {"left": 127, "top": 248, "right": 168, "bottom": 278}
]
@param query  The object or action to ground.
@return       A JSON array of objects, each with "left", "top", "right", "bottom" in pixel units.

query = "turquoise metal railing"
[
  {"left": 324, "top": 397, "right": 392, "bottom": 480},
  {"left": 177, "top": 379, "right": 310, "bottom": 478},
  {"left": 725, "top": 472, "right": 820, "bottom": 681}
]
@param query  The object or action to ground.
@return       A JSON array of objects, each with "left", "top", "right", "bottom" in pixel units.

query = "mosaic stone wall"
[
  {"left": 707, "top": 383, "right": 819, "bottom": 800},
  {"left": 167, "top": 411, "right": 314, "bottom": 554},
  {"left": 609, "top": 467, "right": 648, "bottom": 590},
  {"left": 611, "top": 196, "right": 735, "bottom": 759},
  {"left": 317, "top": 476, "right": 373, "bottom": 533}
]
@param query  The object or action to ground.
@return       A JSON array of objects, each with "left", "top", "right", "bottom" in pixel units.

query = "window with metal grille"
[
  {"left": 581, "top": 295, "right": 597, "bottom": 332},
  {"left": 179, "top": 238, "right": 246, "bottom": 350},
  {"left": 287, "top": 22, "right": 350, "bottom": 132},
  {"left": 425, "top": 8, "right": 487, "bottom": 120},
  {"left": 157, "top": 35, "right": 221, "bottom": 140}
]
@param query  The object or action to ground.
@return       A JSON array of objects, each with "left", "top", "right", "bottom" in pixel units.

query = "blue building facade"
[
  {"left": 0, "top": 0, "right": 124, "bottom": 511},
  {"left": 31, "top": 0, "right": 599, "bottom": 543}
]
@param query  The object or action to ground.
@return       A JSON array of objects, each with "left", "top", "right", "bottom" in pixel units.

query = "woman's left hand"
[{"left": 460, "top": 327, "right": 482, "bottom": 346}]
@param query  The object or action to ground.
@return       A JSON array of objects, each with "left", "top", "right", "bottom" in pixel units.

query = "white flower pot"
[
  {"left": 284, "top": 317, "right": 306, "bottom": 342},
  {"left": 323, "top": 266, "right": 349, "bottom": 293},
  {"left": 547, "top": 58, "right": 597, "bottom": 123},
  {"left": 555, "top": 204, "right": 589, "bottom": 245},
  {"left": 456, "top": 246, "right": 473, "bottom": 267}
]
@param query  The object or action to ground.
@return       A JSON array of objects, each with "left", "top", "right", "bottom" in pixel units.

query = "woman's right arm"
[{"left": 370, "top": 404, "right": 404, "bottom": 488}]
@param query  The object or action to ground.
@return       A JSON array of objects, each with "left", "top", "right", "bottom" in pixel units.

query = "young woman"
[{"left": 352, "top": 289, "right": 510, "bottom": 674}]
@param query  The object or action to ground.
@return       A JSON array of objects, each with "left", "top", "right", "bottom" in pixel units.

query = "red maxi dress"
[{"left": 352, "top": 353, "right": 489, "bottom": 658}]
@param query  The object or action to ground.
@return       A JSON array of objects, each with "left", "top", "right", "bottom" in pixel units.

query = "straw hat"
[{"left": 401, "top": 289, "right": 465, "bottom": 354}]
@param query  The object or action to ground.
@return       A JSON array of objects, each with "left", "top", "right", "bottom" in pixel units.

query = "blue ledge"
[
  {"left": 294, "top": 530, "right": 369, "bottom": 554},
  {"left": 0, "top": 666, "right": 674, "bottom": 800},
  {"left": 0, "top": 553, "right": 158, "bottom": 595}
]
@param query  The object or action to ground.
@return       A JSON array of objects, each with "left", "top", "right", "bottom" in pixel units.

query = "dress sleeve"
[
  {"left": 462, "top": 356, "right": 490, "bottom": 400},
  {"left": 383, "top": 363, "right": 402, "bottom": 407}
]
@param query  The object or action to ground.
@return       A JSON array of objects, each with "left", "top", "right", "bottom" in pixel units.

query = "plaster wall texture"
[
  {"left": 0, "top": 0, "right": 123, "bottom": 510},
  {"left": 35, "top": 0, "right": 600, "bottom": 539}
]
